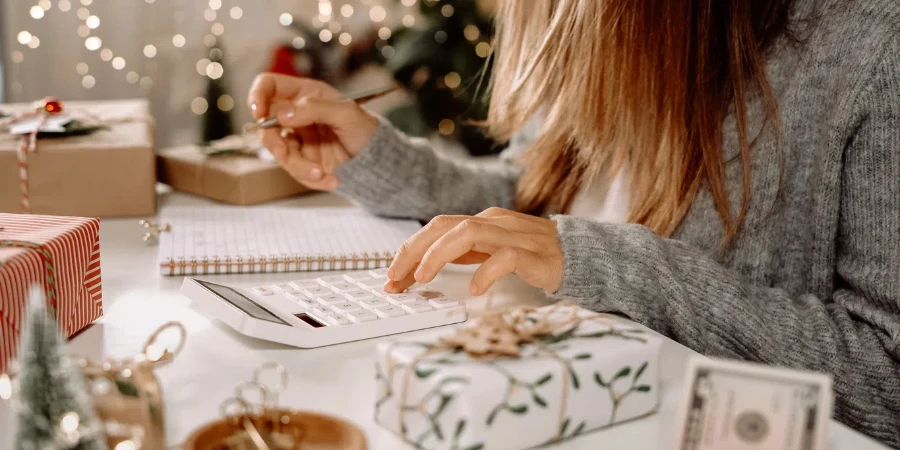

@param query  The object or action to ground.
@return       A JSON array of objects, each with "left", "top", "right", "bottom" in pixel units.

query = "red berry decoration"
[{"left": 39, "top": 97, "right": 63, "bottom": 114}]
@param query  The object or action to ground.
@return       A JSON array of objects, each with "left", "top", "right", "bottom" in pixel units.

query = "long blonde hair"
[{"left": 486, "top": 0, "right": 792, "bottom": 243}]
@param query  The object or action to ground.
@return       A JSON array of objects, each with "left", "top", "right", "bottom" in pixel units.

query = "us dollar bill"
[{"left": 673, "top": 357, "right": 833, "bottom": 450}]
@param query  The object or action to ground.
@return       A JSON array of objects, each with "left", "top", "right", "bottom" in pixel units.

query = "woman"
[{"left": 249, "top": 0, "right": 900, "bottom": 446}]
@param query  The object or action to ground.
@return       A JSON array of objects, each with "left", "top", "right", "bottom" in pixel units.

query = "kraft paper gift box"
[
  {"left": 0, "top": 98, "right": 156, "bottom": 217},
  {"left": 0, "top": 213, "right": 103, "bottom": 372},
  {"left": 157, "top": 139, "right": 308, "bottom": 205},
  {"left": 374, "top": 304, "right": 663, "bottom": 450}
]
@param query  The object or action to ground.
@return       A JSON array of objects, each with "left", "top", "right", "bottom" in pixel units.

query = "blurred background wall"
[{"left": 1, "top": 0, "right": 498, "bottom": 153}]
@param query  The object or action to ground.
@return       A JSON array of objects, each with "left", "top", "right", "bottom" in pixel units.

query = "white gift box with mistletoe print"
[{"left": 374, "top": 305, "right": 663, "bottom": 450}]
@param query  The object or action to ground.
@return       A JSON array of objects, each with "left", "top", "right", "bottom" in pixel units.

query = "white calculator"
[{"left": 180, "top": 268, "right": 468, "bottom": 348}]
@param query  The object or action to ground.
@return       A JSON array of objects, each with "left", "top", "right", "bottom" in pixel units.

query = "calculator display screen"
[{"left": 195, "top": 280, "right": 290, "bottom": 326}]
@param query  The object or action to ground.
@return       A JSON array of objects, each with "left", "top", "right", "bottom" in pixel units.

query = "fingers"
[
  {"left": 469, "top": 247, "right": 538, "bottom": 296},
  {"left": 384, "top": 263, "right": 419, "bottom": 293},
  {"left": 294, "top": 125, "right": 324, "bottom": 178},
  {"left": 414, "top": 220, "right": 539, "bottom": 285},
  {"left": 477, "top": 206, "right": 550, "bottom": 226},
  {"left": 247, "top": 73, "right": 337, "bottom": 119},
  {"left": 275, "top": 97, "right": 364, "bottom": 132},
  {"left": 383, "top": 252, "right": 488, "bottom": 294},
  {"left": 387, "top": 215, "right": 469, "bottom": 282},
  {"left": 261, "top": 128, "right": 339, "bottom": 190},
  {"left": 260, "top": 128, "right": 287, "bottom": 160},
  {"left": 282, "top": 136, "right": 339, "bottom": 191},
  {"left": 387, "top": 208, "right": 563, "bottom": 296},
  {"left": 388, "top": 211, "right": 544, "bottom": 283},
  {"left": 451, "top": 251, "right": 491, "bottom": 265},
  {"left": 247, "top": 73, "right": 292, "bottom": 119}
]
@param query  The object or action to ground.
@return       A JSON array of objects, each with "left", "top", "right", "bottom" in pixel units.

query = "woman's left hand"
[{"left": 385, "top": 207, "right": 564, "bottom": 296}]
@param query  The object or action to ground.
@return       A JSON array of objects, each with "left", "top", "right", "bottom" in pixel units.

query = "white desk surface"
[{"left": 0, "top": 191, "right": 889, "bottom": 450}]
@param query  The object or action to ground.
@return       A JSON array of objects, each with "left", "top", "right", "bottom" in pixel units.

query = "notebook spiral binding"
[{"left": 159, "top": 251, "right": 395, "bottom": 276}]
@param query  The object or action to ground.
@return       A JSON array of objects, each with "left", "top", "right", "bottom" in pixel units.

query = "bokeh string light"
[{"left": 9, "top": 0, "right": 487, "bottom": 122}]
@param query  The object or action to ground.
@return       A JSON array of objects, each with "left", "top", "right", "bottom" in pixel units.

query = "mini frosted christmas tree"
[{"left": 13, "top": 287, "right": 107, "bottom": 450}]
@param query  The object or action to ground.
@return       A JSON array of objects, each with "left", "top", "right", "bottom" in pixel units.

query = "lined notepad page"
[{"left": 157, "top": 206, "right": 422, "bottom": 275}]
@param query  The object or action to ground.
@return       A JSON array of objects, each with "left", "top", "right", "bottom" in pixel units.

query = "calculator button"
[
  {"left": 290, "top": 280, "right": 320, "bottom": 290},
  {"left": 252, "top": 287, "right": 274, "bottom": 296},
  {"left": 329, "top": 282, "right": 360, "bottom": 292},
  {"left": 359, "top": 297, "right": 389, "bottom": 309},
  {"left": 414, "top": 289, "right": 446, "bottom": 300},
  {"left": 283, "top": 289, "right": 306, "bottom": 300},
  {"left": 272, "top": 284, "right": 294, "bottom": 293},
  {"left": 346, "top": 310, "right": 379, "bottom": 323},
  {"left": 316, "top": 293, "right": 346, "bottom": 304},
  {"left": 383, "top": 293, "right": 418, "bottom": 304},
  {"left": 325, "top": 315, "right": 351, "bottom": 326},
  {"left": 429, "top": 298, "right": 459, "bottom": 309},
  {"left": 311, "top": 306, "right": 337, "bottom": 317},
  {"left": 284, "top": 292, "right": 312, "bottom": 306},
  {"left": 303, "top": 286, "right": 332, "bottom": 298},
  {"left": 343, "top": 290, "right": 375, "bottom": 301},
  {"left": 343, "top": 272, "right": 372, "bottom": 281},
  {"left": 317, "top": 275, "right": 348, "bottom": 285},
  {"left": 375, "top": 305, "right": 406, "bottom": 318},
  {"left": 356, "top": 277, "right": 388, "bottom": 289},
  {"left": 402, "top": 301, "right": 434, "bottom": 314},
  {"left": 331, "top": 302, "right": 362, "bottom": 314},
  {"left": 369, "top": 268, "right": 389, "bottom": 277}
]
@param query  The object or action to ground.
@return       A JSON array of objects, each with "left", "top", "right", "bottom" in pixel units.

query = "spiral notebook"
[{"left": 157, "top": 206, "right": 422, "bottom": 276}]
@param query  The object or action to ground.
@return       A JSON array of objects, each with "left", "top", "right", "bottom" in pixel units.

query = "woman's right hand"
[{"left": 247, "top": 73, "right": 379, "bottom": 191}]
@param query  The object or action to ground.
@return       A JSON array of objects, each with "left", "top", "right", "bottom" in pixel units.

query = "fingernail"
[
  {"left": 278, "top": 109, "right": 294, "bottom": 120},
  {"left": 250, "top": 103, "right": 258, "bottom": 111},
  {"left": 414, "top": 267, "right": 425, "bottom": 282},
  {"left": 386, "top": 266, "right": 396, "bottom": 280},
  {"left": 309, "top": 168, "right": 323, "bottom": 179},
  {"left": 469, "top": 283, "right": 478, "bottom": 296}
]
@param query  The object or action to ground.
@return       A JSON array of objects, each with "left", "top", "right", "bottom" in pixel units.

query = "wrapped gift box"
[
  {"left": 0, "top": 213, "right": 103, "bottom": 372},
  {"left": 374, "top": 305, "right": 663, "bottom": 450},
  {"left": 157, "top": 138, "right": 307, "bottom": 205},
  {"left": 0, "top": 99, "right": 156, "bottom": 217}
]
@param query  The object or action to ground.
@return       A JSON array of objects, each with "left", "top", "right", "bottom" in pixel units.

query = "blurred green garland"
[{"left": 369, "top": 0, "right": 502, "bottom": 156}]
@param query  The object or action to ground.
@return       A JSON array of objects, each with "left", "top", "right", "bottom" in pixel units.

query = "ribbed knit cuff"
[
  {"left": 334, "top": 119, "right": 419, "bottom": 206},
  {"left": 549, "top": 215, "right": 664, "bottom": 329}
]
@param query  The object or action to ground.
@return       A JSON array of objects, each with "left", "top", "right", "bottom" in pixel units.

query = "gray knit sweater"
[{"left": 335, "top": 0, "right": 900, "bottom": 446}]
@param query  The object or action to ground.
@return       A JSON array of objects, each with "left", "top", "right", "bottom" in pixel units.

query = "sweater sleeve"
[
  {"left": 333, "top": 118, "right": 526, "bottom": 221},
  {"left": 550, "top": 45, "right": 900, "bottom": 446}
]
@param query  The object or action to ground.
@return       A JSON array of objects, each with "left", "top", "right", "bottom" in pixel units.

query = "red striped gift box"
[{"left": 0, "top": 213, "right": 102, "bottom": 372}]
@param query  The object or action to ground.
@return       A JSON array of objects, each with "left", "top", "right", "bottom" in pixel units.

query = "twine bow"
[
  {"left": 396, "top": 297, "right": 606, "bottom": 445},
  {"left": 0, "top": 97, "right": 60, "bottom": 213}
]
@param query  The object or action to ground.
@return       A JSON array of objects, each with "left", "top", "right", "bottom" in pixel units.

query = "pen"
[{"left": 245, "top": 84, "right": 400, "bottom": 132}]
